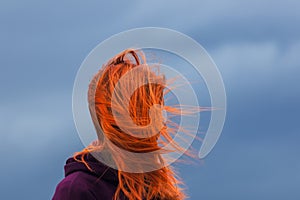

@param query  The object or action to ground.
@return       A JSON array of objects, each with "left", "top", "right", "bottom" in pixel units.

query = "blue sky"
[{"left": 1, "top": 0, "right": 299, "bottom": 199}]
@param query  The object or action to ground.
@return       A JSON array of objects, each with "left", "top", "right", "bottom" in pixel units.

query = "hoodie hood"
[
  {"left": 64, "top": 153, "right": 119, "bottom": 186},
  {"left": 52, "top": 153, "right": 122, "bottom": 200}
]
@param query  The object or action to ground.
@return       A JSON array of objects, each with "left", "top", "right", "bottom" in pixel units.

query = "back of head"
[{"left": 79, "top": 49, "right": 187, "bottom": 200}]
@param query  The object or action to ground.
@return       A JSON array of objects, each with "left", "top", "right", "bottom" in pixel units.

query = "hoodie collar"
[{"left": 64, "top": 153, "right": 119, "bottom": 185}]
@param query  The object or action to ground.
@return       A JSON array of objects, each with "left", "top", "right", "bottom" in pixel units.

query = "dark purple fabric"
[{"left": 52, "top": 154, "right": 122, "bottom": 200}]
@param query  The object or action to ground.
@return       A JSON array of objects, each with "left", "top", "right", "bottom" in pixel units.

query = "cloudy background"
[{"left": 1, "top": 0, "right": 299, "bottom": 199}]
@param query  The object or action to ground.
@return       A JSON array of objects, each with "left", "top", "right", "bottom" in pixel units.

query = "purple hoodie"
[{"left": 52, "top": 153, "right": 124, "bottom": 200}]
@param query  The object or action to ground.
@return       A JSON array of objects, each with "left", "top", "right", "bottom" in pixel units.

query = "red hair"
[{"left": 74, "top": 49, "right": 200, "bottom": 200}]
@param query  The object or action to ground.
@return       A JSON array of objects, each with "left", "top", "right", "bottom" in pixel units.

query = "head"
[
  {"left": 88, "top": 49, "right": 166, "bottom": 153},
  {"left": 76, "top": 49, "right": 189, "bottom": 200}
]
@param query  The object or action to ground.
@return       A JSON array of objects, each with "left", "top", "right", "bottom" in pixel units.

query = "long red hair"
[{"left": 74, "top": 49, "right": 199, "bottom": 200}]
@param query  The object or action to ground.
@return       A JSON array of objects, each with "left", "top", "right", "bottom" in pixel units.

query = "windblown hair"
[{"left": 74, "top": 49, "right": 198, "bottom": 200}]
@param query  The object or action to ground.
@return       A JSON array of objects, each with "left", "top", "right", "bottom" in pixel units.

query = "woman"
[{"left": 52, "top": 49, "right": 197, "bottom": 200}]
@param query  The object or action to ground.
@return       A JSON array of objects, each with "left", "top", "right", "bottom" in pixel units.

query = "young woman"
[{"left": 52, "top": 49, "right": 197, "bottom": 200}]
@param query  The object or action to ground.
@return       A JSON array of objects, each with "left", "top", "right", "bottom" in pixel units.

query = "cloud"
[
  {"left": 0, "top": 90, "right": 83, "bottom": 199},
  {"left": 210, "top": 40, "right": 300, "bottom": 90},
  {"left": 183, "top": 135, "right": 300, "bottom": 200},
  {"left": 1, "top": 0, "right": 300, "bottom": 199},
  {"left": 0, "top": 90, "right": 72, "bottom": 148}
]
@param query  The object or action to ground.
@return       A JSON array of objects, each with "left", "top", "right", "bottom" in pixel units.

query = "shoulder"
[{"left": 52, "top": 171, "right": 96, "bottom": 200}]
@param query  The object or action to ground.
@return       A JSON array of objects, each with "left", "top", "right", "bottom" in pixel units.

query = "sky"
[{"left": 0, "top": 0, "right": 300, "bottom": 199}]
